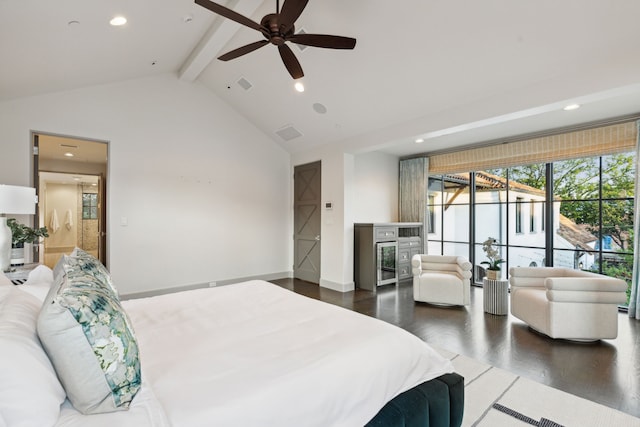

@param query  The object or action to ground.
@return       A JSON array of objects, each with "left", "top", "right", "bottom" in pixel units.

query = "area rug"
[{"left": 433, "top": 347, "right": 640, "bottom": 427}]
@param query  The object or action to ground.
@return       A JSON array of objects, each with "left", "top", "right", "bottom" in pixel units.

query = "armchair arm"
[
  {"left": 411, "top": 254, "right": 471, "bottom": 279},
  {"left": 545, "top": 277, "right": 627, "bottom": 292},
  {"left": 545, "top": 277, "right": 627, "bottom": 304}
]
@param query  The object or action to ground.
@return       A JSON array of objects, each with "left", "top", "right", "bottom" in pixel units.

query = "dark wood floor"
[{"left": 270, "top": 278, "right": 640, "bottom": 419}]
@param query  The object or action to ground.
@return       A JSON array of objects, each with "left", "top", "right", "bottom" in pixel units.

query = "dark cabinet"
[{"left": 354, "top": 223, "right": 423, "bottom": 291}]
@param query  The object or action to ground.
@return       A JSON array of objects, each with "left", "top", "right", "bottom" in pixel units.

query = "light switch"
[{"left": 120, "top": 216, "right": 128, "bottom": 226}]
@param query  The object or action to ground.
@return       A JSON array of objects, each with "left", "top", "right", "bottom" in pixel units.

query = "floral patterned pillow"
[
  {"left": 62, "top": 248, "right": 117, "bottom": 297},
  {"left": 37, "top": 273, "right": 141, "bottom": 414}
]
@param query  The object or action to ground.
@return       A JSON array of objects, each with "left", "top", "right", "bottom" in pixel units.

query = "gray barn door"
[{"left": 294, "top": 161, "right": 321, "bottom": 283}]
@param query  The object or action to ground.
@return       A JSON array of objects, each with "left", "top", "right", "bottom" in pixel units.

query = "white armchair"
[
  {"left": 411, "top": 254, "right": 472, "bottom": 306},
  {"left": 510, "top": 267, "right": 628, "bottom": 340}
]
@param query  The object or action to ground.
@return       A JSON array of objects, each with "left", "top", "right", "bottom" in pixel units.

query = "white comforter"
[
  {"left": 50, "top": 280, "right": 453, "bottom": 426},
  {"left": 120, "top": 280, "right": 454, "bottom": 427}
]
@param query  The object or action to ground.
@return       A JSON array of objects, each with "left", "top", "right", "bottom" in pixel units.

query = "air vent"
[
  {"left": 295, "top": 29, "right": 308, "bottom": 51},
  {"left": 237, "top": 77, "right": 253, "bottom": 90},
  {"left": 275, "top": 126, "right": 303, "bottom": 141}
]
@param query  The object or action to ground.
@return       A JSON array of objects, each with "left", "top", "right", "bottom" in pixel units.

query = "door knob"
[{"left": 315, "top": 235, "right": 320, "bottom": 241}]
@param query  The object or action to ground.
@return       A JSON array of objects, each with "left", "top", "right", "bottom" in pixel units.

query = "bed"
[{"left": 0, "top": 252, "right": 463, "bottom": 427}]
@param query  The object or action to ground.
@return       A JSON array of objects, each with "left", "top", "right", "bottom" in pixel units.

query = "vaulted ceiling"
[{"left": 3, "top": 0, "right": 640, "bottom": 157}]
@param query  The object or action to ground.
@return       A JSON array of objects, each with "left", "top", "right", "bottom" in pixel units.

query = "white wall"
[
  {"left": 353, "top": 152, "right": 399, "bottom": 223},
  {"left": 0, "top": 73, "right": 292, "bottom": 295}
]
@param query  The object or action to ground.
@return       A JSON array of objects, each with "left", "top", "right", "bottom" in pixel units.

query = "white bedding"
[
  {"left": 2, "top": 272, "right": 453, "bottom": 427},
  {"left": 121, "top": 280, "right": 454, "bottom": 427}
]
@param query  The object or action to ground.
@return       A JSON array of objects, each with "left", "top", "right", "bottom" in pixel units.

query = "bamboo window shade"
[{"left": 428, "top": 121, "right": 638, "bottom": 174}]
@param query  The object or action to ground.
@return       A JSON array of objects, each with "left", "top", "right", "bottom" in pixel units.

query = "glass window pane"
[
  {"left": 553, "top": 157, "right": 599, "bottom": 200},
  {"left": 553, "top": 249, "right": 594, "bottom": 270},
  {"left": 474, "top": 203, "right": 507, "bottom": 243},
  {"left": 601, "top": 257, "right": 632, "bottom": 307},
  {"left": 602, "top": 152, "right": 635, "bottom": 199},
  {"left": 443, "top": 242, "right": 469, "bottom": 258},
  {"left": 441, "top": 173, "right": 470, "bottom": 205},
  {"left": 427, "top": 240, "right": 442, "bottom": 255},
  {"left": 442, "top": 204, "right": 469, "bottom": 241},
  {"left": 602, "top": 199, "right": 634, "bottom": 254},
  {"left": 508, "top": 163, "right": 546, "bottom": 202},
  {"left": 475, "top": 169, "right": 507, "bottom": 203},
  {"left": 509, "top": 246, "right": 545, "bottom": 269},
  {"left": 510, "top": 200, "right": 546, "bottom": 245},
  {"left": 555, "top": 200, "right": 598, "bottom": 250}
]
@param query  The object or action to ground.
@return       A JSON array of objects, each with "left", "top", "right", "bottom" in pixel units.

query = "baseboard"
[
  {"left": 121, "top": 271, "right": 292, "bottom": 300},
  {"left": 320, "top": 279, "right": 355, "bottom": 293}
]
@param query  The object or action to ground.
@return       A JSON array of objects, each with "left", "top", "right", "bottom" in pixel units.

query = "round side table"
[{"left": 483, "top": 278, "right": 509, "bottom": 315}]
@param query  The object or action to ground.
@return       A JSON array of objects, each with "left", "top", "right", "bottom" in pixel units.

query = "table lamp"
[{"left": 0, "top": 185, "right": 36, "bottom": 272}]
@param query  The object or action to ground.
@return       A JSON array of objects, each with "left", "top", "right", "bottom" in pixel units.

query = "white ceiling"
[{"left": 3, "top": 0, "right": 640, "bottom": 158}]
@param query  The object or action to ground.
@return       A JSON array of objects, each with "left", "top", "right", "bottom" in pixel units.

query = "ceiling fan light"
[{"left": 294, "top": 81, "right": 305, "bottom": 92}]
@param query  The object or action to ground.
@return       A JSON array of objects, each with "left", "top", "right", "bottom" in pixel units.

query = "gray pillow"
[{"left": 37, "top": 272, "right": 141, "bottom": 414}]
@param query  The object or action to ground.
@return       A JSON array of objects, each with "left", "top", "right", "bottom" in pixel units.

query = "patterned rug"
[{"left": 433, "top": 347, "right": 640, "bottom": 427}]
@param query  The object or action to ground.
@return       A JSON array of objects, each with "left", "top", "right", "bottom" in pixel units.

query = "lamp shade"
[{"left": 0, "top": 185, "right": 36, "bottom": 215}]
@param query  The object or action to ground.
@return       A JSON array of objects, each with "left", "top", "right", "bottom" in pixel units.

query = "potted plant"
[
  {"left": 481, "top": 237, "right": 504, "bottom": 280},
  {"left": 7, "top": 218, "right": 49, "bottom": 266}
]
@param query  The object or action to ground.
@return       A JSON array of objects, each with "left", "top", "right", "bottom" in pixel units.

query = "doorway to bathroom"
[{"left": 33, "top": 132, "right": 108, "bottom": 268}]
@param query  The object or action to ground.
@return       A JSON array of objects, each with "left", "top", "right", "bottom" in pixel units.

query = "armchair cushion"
[{"left": 510, "top": 267, "right": 627, "bottom": 340}]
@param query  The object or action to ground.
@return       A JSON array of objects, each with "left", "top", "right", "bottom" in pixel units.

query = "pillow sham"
[
  {"left": 0, "top": 287, "right": 66, "bottom": 426},
  {"left": 37, "top": 273, "right": 141, "bottom": 414},
  {"left": 57, "top": 248, "right": 117, "bottom": 296}
]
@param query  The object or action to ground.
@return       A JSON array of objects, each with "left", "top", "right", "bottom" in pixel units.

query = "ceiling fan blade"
[
  {"left": 279, "top": 0, "right": 309, "bottom": 34},
  {"left": 218, "top": 40, "right": 269, "bottom": 61},
  {"left": 287, "top": 34, "right": 356, "bottom": 49},
  {"left": 278, "top": 44, "right": 304, "bottom": 79},
  {"left": 195, "top": 0, "right": 266, "bottom": 33}
]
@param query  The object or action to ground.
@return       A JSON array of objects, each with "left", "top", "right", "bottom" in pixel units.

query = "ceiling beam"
[{"left": 179, "top": 0, "right": 264, "bottom": 82}]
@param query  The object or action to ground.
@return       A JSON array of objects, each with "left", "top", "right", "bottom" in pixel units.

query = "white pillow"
[
  {"left": 18, "top": 265, "right": 55, "bottom": 302},
  {"left": 0, "top": 287, "right": 66, "bottom": 426},
  {"left": 0, "top": 272, "right": 11, "bottom": 287}
]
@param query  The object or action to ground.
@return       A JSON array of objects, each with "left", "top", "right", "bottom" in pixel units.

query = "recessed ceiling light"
[
  {"left": 64, "top": 152, "right": 74, "bottom": 157},
  {"left": 415, "top": 138, "right": 424, "bottom": 143},
  {"left": 563, "top": 103, "right": 580, "bottom": 111},
  {"left": 294, "top": 81, "right": 305, "bottom": 92},
  {"left": 110, "top": 16, "right": 127, "bottom": 26}
]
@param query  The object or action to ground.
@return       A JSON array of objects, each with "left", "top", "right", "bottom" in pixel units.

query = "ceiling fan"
[{"left": 195, "top": 0, "right": 356, "bottom": 79}]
